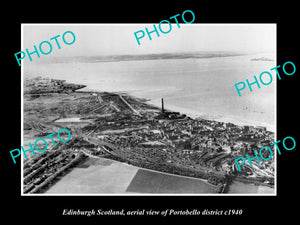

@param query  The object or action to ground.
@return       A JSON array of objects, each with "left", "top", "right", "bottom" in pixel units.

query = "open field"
[
  {"left": 46, "top": 157, "right": 216, "bottom": 194},
  {"left": 126, "top": 169, "right": 216, "bottom": 194},
  {"left": 46, "top": 158, "right": 138, "bottom": 194}
]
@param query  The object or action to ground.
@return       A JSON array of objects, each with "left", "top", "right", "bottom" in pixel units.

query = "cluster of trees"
[
  {"left": 207, "top": 175, "right": 226, "bottom": 185},
  {"left": 214, "top": 184, "right": 224, "bottom": 193}
]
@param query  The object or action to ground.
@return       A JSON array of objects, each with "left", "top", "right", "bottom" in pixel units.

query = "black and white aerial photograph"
[
  {"left": 4, "top": 2, "right": 300, "bottom": 223},
  {"left": 21, "top": 24, "right": 277, "bottom": 195}
]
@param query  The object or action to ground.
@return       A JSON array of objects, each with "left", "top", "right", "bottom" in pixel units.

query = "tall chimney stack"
[{"left": 161, "top": 98, "right": 164, "bottom": 113}]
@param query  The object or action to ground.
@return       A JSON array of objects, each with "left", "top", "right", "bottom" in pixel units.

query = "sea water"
[
  {"left": 24, "top": 53, "right": 276, "bottom": 194},
  {"left": 24, "top": 53, "right": 276, "bottom": 131}
]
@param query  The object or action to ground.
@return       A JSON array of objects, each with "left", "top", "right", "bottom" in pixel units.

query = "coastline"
[
  {"left": 25, "top": 53, "right": 276, "bottom": 134},
  {"left": 23, "top": 77, "right": 275, "bottom": 194},
  {"left": 145, "top": 99, "right": 275, "bottom": 132}
]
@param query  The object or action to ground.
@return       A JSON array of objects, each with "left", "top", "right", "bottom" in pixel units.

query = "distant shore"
[{"left": 37, "top": 51, "right": 247, "bottom": 64}]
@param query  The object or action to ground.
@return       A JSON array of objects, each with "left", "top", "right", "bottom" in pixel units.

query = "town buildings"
[{"left": 23, "top": 77, "right": 275, "bottom": 193}]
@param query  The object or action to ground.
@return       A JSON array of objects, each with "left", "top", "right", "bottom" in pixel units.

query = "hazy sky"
[{"left": 22, "top": 24, "right": 276, "bottom": 57}]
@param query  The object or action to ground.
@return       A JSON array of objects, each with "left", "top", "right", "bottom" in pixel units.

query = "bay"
[{"left": 25, "top": 53, "right": 276, "bottom": 131}]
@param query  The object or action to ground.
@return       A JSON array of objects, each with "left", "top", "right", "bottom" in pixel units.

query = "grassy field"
[
  {"left": 126, "top": 169, "right": 216, "bottom": 194},
  {"left": 46, "top": 158, "right": 138, "bottom": 194},
  {"left": 46, "top": 157, "right": 216, "bottom": 194},
  {"left": 45, "top": 157, "right": 274, "bottom": 194}
]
